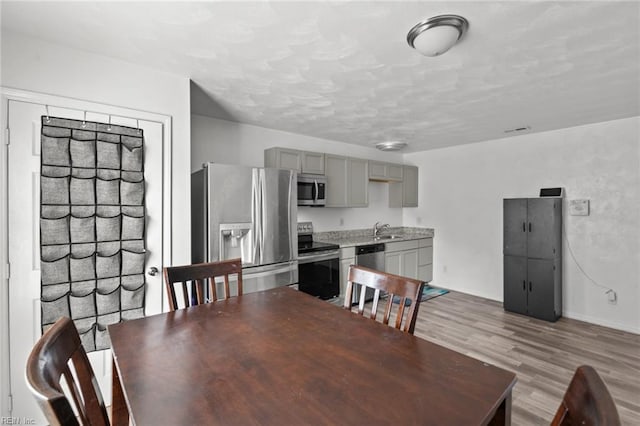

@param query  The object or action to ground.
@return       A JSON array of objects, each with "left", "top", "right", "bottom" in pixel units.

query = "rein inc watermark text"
[{"left": 1, "top": 418, "right": 36, "bottom": 425}]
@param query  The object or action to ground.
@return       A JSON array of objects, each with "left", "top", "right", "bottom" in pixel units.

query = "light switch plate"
[{"left": 569, "top": 199, "right": 589, "bottom": 216}]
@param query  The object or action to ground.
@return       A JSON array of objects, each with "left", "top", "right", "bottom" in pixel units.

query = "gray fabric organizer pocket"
[
  {"left": 70, "top": 177, "right": 95, "bottom": 205},
  {"left": 122, "top": 214, "right": 144, "bottom": 240},
  {"left": 70, "top": 290, "right": 97, "bottom": 319},
  {"left": 40, "top": 116, "right": 146, "bottom": 352},
  {"left": 121, "top": 282, "right": 145, "bottom": 311},
  {"left": 96, "top": 251, "right": 120, "bottom": 279},
  {"left": 42, "top": 136, "right": 70, "bottom": 167},
  {"left": 41, "top": 293, "right": 70, "bottom": 324},
  {"left": 96, "top": 177, "right": 120, "bottom": 205},
  {"left": 70, "top": 216, "right": 95, "bottom": 243},
  {"left": 121, "top": 179, "right": 144, "bottom": 205},
  {"left": 41, "top": 216, "right": 70, "bottom": 245},
  {"left": 41, "top": 176, "right": 70, "bottom": 204},
  {"left": 41, "top": 254, "right": 69, "bottom": 285},
  {"left": 122, "top": 136, "right": 143, "bottom": 171},
  {"left": 97, "top": 140, "right": 120, "bottom": 169},
  {"left": 70, "top": 138, "right": 96, "bottom": 168},
  {"left": 96, "top": 214, "right": 121, "bottom": 241}
]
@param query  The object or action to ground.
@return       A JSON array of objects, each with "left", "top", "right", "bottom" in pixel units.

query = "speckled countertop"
[{"left": 314, "top": 226, "right": 434, "bottom": 248}]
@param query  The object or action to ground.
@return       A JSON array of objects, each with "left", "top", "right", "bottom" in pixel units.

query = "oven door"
[{"left": 298, "top": 251, "right": 340, "bottom": 300}]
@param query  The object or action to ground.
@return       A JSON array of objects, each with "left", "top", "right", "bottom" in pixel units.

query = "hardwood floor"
[{"left": 406, "top": 290, "right": 640, "bottom": 425}]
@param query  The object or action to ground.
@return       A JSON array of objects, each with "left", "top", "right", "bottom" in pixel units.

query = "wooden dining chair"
[
  {"left": 25, "top": 316, "right": 110, "bottom": 426},
  {"left": 163, "top": 258, "right": 243, "bottom": 311},
  {"left": 343, "top": 264, "right": 425, "bottom": 334},
  {"left": 551, "top": 365, "right": 621, "bottom": 426}
]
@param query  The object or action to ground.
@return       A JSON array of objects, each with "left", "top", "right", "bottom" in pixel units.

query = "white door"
[{"left": 7, "top": 98, "right": 165, "bottom": 423}]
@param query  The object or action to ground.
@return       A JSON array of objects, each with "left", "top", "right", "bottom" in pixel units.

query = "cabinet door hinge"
[
  {"left": 5, "top": 262, "right": 10, "bottom": 279},
  {"left": 7, "top": 393, "right": 13, "bottom": 414},
  {"left": 4, "top": 128, "right": 9, "bottom": 145}
]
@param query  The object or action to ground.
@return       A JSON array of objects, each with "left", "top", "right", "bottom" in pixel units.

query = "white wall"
[
  {"left": 2, "top": 31, "right": 191, "bottom": 263},
  {"left": 191, "top": 114, "right": 404, "bottom": 232},
  {"left": 403, "top": 117, "right": 640, "bottom": 333},
  {"left": 1, "top": 31, "right": 192, "bottom": 415}
]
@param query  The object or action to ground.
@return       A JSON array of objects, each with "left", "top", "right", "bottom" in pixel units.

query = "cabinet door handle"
[
  {"left": 522, "top": 222, "right": 526, "bottom": 232},
  {"left": 529, "top": 281, "right": 532, "bottom": 292},
  {"left": 522, "top": 280, "right": 526, "bottom": 290},
  {"left": 528, "top": 222, "right": 532, "bottom": 232}
]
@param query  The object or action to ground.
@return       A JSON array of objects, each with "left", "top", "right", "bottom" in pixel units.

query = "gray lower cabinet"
[
  {"left": 339, "top": 247, "right": 356, "bottom": 299},
  {"left": 503, "top": 198, "right": 562, "bottom": 322},
  {"left": 417, "top": 238, "right": 433, "bottom": 282},
  {"left": 503, "top": 255, "right": 527, "bottom": 315},
  {"left": 384, "top": 240, "right": 422, "bottom": 280}
]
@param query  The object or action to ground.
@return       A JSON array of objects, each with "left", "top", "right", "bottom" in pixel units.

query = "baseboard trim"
[
  {"left": 562, "top": 310, "right": 640, "bottom": 335},
  {"left": 434, "top": 283, "right": 639, "bottom": 335}
]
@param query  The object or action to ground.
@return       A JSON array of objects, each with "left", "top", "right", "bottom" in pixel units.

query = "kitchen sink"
[{"left": 374, "top": 235, "right": 402, "bottom": 240}]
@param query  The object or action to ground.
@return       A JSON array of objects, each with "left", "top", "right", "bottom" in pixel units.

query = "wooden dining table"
[{"left": 109, "top": 286, "right": 517, "bottom": 425}]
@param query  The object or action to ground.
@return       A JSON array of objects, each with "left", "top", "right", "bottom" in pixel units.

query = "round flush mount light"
[
  {"left": 375, "top": 141, "right": 407, "bottom": 151},
  {"left": 407, "top": 14, "right": 469, "bottom": 57}
]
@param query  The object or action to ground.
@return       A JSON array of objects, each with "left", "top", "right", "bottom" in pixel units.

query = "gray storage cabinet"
[{"left": 503, "top": 198, "right": 562, "bottom": 321}]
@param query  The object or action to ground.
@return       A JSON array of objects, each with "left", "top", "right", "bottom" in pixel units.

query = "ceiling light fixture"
[
  {"left": 375, "top": 141, "right": 407, "bottom": 151},
  {"left": 407, "top": 14, "right": 469, "bottom": 57}
]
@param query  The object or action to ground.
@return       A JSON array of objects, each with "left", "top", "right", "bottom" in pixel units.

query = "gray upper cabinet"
[
  {"left": 504, "top": 198, "right": 527, "bottom": 256},
  {"left": 325, "top": 154, "right": 348, "bottom": 207},
  {"left": 348, "top": 158, "right": 368, "bottom": 207},
  {"left": 265, "top": 147, "right": 418, "bottom": 208},
  {"left": 504, "top": 198, "right": 561, "bottom": 259},
  {"left": 369, "top": 161, "right": 403, "bottom": 182},
  {"left": 325, "top": 154, "right": 368, "bottom": 208},
  {"left": 527, "top": 198, "right": 561, "bottom": 259},
  {"left": 264, "top": 147, "right": 325, "bottom": 175},
  {"left": 302, "top": 151, "right": 325, "bottom": 175},
  {"left": 389, "top": 165, "right": 418, "bottom": 207}
]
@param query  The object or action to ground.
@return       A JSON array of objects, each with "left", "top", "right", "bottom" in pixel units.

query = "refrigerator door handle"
[
  {"left": 288, "top": 171, "right": 296, "bottom": 258},
  {"left": 251, "top": 168, "right": 263, "bottom": 265}
]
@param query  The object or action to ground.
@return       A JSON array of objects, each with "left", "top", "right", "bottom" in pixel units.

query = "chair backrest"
[
  {"left": 26, "top": 317, "right": 110, "bottom": 426},
  {"left": 343, "top": 265, "right": 425, "bottom": 334},
  {"left": 163, "top": 258, "right": 243, "bottom": 311},
  {"left": 551, "top": 365, "right": 621, "bottom": 426}
]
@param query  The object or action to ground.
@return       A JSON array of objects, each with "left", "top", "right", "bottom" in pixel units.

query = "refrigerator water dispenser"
[{"left": 219, "top": 223, "right": 253, "bottom": 264}]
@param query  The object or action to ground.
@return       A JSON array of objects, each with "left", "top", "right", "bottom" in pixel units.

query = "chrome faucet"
[{"left": 373, "top": 222, "right": 390, "bottom": 237}]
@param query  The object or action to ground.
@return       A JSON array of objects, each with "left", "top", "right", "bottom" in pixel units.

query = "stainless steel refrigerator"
[{"left": 191, "top": 163, "right": 298, "bottom": 295}]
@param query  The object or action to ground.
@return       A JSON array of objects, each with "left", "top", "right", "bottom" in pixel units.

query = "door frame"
[{"left": 0, "top": 87, "right": 173, "bottom": 417}]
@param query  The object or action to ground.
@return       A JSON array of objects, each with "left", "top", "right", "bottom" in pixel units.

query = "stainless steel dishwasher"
[{"left": 352, "top": 243, "right": 385, "bottom": 304}]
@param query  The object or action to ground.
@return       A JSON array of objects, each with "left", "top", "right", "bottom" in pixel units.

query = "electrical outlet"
[
  {"left": 607, "top": 290, "right": 617, "bottom": 304},
  {"left": 339, "top": 218, "right": 344, "bottom": 226},
  {"left": 416, "top": 216, "right": 422, "bottom": 224}
]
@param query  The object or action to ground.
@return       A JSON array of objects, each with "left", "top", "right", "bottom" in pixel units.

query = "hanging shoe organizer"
[{"left": 40, "top": 116, "right": 146, "bottom": 352}]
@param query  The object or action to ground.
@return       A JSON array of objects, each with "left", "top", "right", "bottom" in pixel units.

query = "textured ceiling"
[{"left": 2, "top": 1, "right": 639, "bottom": 152}]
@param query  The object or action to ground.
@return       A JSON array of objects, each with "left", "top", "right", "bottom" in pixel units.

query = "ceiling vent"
[{"left": 504, "top": 126, "right": 531, "bottom": 134}]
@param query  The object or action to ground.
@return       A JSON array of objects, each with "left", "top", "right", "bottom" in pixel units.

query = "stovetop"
[{"left": 297, "top": 222, "right": 339, "bottom": 254}]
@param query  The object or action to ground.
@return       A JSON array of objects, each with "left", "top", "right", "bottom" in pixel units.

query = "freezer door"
[
  {"left": 253, "top": 168, "right": 297, "bottom": 264},
  {"left": 205, "top": 163, "right": 255, "bottom": 264},
  {"left": 242, "top": 261, "right": 299, "bottom": 293}
]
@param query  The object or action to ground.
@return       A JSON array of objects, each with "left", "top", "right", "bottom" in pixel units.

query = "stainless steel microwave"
[{"left": 297, "top": 174, "right": 326, "bottom": 206}]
